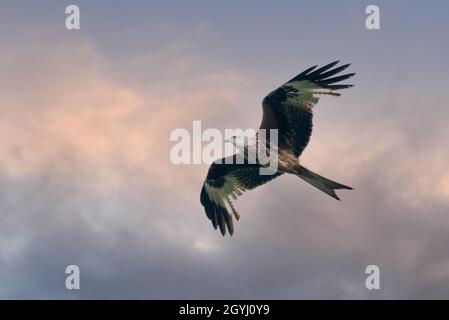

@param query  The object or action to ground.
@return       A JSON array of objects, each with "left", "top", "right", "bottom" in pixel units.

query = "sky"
[{"left": 1, "top": 0, "right": 449, "bottom": 299}]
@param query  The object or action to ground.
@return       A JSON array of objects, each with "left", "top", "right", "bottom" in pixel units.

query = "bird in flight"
[{"left": 200, "top": 61, "right": 355, "bottom": 236}]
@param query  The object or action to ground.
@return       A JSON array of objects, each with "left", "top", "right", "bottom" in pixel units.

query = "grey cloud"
[{"left": 1, "top": 1, "right": 449, "bottom": 299}]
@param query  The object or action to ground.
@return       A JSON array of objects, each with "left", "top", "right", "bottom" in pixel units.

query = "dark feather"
[
  {"left": 307, "top": 60, "right": 340, "bottom": 78},
  {"left": 217, "top": 208, "right": 227, "bottom": 236},
  {"left": 320, "top": 73, "right": 356, "bottom": 85},
  {"left": 287, "top": 65, "right": 318, "bottom": 82},
  {"left": 260, "top": 61, "right": 355, "bottom": 157},
  {"left": 319, "top": 64, "right": 351, "bottom": 80},
  {"left": 326, "top": 84, "right": 354, "bottom": 90},
  {"left": 200, "top": 159, "right": 282, "bottom": 236}
]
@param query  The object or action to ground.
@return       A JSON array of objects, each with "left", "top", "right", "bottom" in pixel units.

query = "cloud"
[
  {"left": 0, "top": 30, "right": 249, "bottom": 298},
  {"left": 1, "top": 12, "right": 449, "bottom": 299}
]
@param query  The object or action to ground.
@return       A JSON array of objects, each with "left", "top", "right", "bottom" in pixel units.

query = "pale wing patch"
[
  {"left": 284, "top": 80, "right": 339, "bottom": 110},
  {"left": 204, "top": 176, "right": 243, "bottom": 219}
]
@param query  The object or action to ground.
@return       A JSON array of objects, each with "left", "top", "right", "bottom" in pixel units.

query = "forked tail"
[{"left": 294, "top": 165, "right": 353, "bottom": 200}]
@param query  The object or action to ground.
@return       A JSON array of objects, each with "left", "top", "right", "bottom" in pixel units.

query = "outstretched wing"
[
  {"left": 200, "top": 156, "right": 282, "bottom": 236},
  {"left": 260, "top": 61, "right": 355, "bottom": 157}
]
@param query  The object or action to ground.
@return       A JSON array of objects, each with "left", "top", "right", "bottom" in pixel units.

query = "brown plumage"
[{"left": 200, "top": 61, "right": 355, "bottom": 236}]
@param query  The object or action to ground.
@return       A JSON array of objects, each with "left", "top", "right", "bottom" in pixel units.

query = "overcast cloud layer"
[{"left": 1, "top": 1, "right": 449, "bottom": 298}]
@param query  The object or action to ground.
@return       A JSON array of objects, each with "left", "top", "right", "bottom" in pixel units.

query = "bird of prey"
[{"left": 200, "top": 61, "right": 355, "bottom": 236}]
